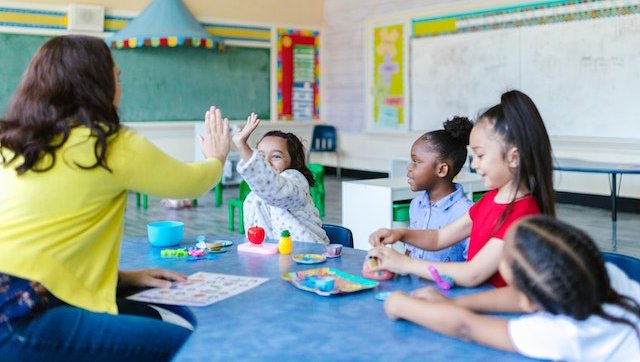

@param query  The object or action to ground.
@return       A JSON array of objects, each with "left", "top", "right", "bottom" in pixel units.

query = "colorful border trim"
[
  {"left": 413, "top": 0, "right": 640, "bottom": 37},
  {"left": 203, "top": 23, "right": 271, "bottom": 43},
  {"left": 104, "top": 16, "right": 270, "bottom": 44},
  {"left": 276, "top": 28, "right": 320, "bottom": 120},
  {"left": 109, "top": 37, "right": 217, "bottom": 49},
  {"left": 0, "top": 7, "right": 66, "bottom": 30},
  {"left": 0, "top": 7, "right": 271, "bottom": 45}
]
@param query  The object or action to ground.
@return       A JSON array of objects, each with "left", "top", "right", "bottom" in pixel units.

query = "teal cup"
[{"left": 147, "top": 221, "right": 184, "bottom": 247}]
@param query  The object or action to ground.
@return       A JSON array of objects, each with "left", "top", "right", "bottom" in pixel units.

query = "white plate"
[{"left": 292, "top": 253, "right": 327, "bottom": 264}]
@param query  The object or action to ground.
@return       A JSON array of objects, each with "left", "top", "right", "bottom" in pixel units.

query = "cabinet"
[{"left": 342, "top": 173, "right": 487, "bottom": 250}]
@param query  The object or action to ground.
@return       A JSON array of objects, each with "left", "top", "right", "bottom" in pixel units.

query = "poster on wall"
[
  {"left": 371, "top": 23, "right": 406, "bottom": 130},
  {"left": 277, "top": 28, "right": 320, "bottom": 121}
]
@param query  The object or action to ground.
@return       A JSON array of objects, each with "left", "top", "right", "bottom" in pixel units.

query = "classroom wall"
[
  {"left": 71, "top": 0, "right": 640, "bottom": 200},
  {"left": 15, "top": 0, "right": 324, "bottom": 26},
  {"left": 1, "top": 0, "right": 323, "bottom": 161},
  {"left": 320, "top": 0, "right": 640, "bottom": 199},
  {"left": 5, "top": 0, "right": 640, "bottom": 199}
]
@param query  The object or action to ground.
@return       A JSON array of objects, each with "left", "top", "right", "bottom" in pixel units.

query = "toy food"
[
  {"left": 247, "top": 226, "right": 265, "bottom": 245},
  {"left": 362, "top": 257, "right": 395, "bottom": 281}
]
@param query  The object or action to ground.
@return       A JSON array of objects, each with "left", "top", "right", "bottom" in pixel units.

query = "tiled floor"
[{"left": 124, "top": 175, "right": 640, "bottom": 258}]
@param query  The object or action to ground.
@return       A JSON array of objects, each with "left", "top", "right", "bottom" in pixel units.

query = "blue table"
[
  {"left": 555, "top": 158, "right": 640, "bottom": 249},
  {"left": 120, "top": 236, "right": 537, "bottom": 361}
]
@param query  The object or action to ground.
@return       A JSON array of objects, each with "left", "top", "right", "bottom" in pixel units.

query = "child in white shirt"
[
  {"left": 233, "top": 113, "right": 329, "bottom": 244},
  {"left": 383, "top": 216, "right": 640, "bottom": 361}
]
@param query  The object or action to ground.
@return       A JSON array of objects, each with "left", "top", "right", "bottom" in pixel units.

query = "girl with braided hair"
[{"left": 384, "top": 216, "right": 640, "bottom": 361}]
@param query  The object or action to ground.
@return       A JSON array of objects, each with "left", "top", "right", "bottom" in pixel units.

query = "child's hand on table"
[
  {"left": 383, "top": 291, "right": 409, "bottom": 320},
  {"left": 411, "top": 287, "right": 450, "bottom": 302},
  {"left": 369, "top": 228, "right": 404, "bottom": 246},
  {"left": 367, "top": 246, "right": 410, "bottom": 274},
  {"left": 118, "top": 269, "right": 187, "bottom": 289},
  {"left": 232, "top": 112, "right": 260, "bottom": 161}
]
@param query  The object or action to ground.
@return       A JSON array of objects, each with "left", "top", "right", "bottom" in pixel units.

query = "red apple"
[{"left": 247, "top": 226, "right": 265, "bottom": 245}]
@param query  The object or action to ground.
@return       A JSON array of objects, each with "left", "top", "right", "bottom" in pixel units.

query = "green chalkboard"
[
  {"left": 0, "top": 34, "right": 48, "bottom": 114},
  {"left": 0, "top": 33, "right": 270, "bottom": 121}
]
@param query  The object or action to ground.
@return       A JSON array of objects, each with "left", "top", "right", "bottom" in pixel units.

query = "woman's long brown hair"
[{"left": 1, "top": 35, "right": 120, "bottom": 174}]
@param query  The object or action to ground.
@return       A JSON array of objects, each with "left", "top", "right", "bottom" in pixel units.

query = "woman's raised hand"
[{"left": 199, "top": 106, "right": 230, "bottom": 163}]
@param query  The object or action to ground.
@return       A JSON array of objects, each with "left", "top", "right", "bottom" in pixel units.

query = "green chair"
[
  {"left": 135, "top": 192, "right": 149, "bottom": 209},
  {"left": 214, "top": 181, "right": 223, "bottom": 207},
  {"left": 308, "top": 163, "right": 325, "bottom": 217},
  {"left": 228, "top": 180, "right": 251, "bottom": 234}
]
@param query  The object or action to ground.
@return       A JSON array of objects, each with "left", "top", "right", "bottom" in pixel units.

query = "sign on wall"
[{"left": 370, "top": 22, "right": 406, "bottom": 130}]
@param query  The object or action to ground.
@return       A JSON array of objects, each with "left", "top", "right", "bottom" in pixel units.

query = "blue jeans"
[{"left": 0, "top": 303, "right": 191, "bottom": 361}]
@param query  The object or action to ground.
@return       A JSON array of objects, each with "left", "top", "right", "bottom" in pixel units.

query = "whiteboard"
[
  {"left": 410, "top": 14, "right": 640, "bottom": 139},
  {"left": 521, "top": 15, "right": 640, "bottom": 138},
  {"left": 411, "top": 27, "right": 521, "bottom": 131}
]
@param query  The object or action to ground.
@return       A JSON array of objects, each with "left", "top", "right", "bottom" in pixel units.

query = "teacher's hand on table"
[
  {"left": 367, "top": 246, "right": 409, "bottom": 274},
  {"left": 369, "top": 228, "right": 404, "bottom": 246},
  {"left": 118, "top": 269, "right": 187, "bottom": 289}
]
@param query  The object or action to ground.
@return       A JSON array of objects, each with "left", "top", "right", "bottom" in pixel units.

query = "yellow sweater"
[{"left": 0, "top": 127, "right": 221, "bottom": 314}]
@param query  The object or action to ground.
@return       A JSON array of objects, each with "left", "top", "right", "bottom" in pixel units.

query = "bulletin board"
[
  {"left": 367, "top": 0, "right": 640, "bottom": 140},
  {"left": 367, "top": 22, "right": 408, "bottom": 130},
  {"left": 276, "top": 28, "right": 320, "bottom": 121}
]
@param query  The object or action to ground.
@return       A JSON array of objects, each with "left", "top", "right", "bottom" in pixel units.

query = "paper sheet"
[{"left": 127, "top": 272, "right": 268, "bottom": 307}]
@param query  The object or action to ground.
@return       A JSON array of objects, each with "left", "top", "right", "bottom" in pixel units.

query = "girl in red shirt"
[{"left": 368, "top": 90, "right": 554, "bottom": 288}]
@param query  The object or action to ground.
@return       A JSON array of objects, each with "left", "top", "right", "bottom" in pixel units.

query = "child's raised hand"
[
  {"left": 369, "top": 228, "right": 403, "bottom": 246},
  {"left": 200, "top": 106, "right": 230, "bottom": 163},
  {"left": 411, "top": 287, "right": 450, "bottom": 303},
  {"left": 232, "top": 112, "right": 260, "bottom": 149}
]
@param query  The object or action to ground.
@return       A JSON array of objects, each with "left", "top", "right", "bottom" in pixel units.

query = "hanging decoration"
[{"left": 106, "top": 0, "right": 220, "bottom": 49}]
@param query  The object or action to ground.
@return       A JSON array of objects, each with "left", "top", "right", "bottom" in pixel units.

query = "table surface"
[
  {"left": 555, "top": 158, "right": 640, "bottom": 174},
  {"left": 120, "top": 236, "right": 538, "bottom": 361}
]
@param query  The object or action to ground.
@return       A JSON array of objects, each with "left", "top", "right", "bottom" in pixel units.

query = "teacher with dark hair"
[{"left": 0, "top": 35, "right": 229, "bottom": 361}]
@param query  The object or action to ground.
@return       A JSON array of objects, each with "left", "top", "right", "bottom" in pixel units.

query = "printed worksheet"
[{"left": 127, "top": 272, "right": 269, "bottom": 307}]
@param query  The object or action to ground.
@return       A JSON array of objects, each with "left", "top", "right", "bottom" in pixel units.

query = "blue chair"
[
  {"left": 322, "top": 224, "right": 353, "bottom": 248},
  {"left": 308, "top": 125, "right": 341, "bottom": 178},
  {"left": 602, "top": 252, "right": 640, "bottom": 282}
]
